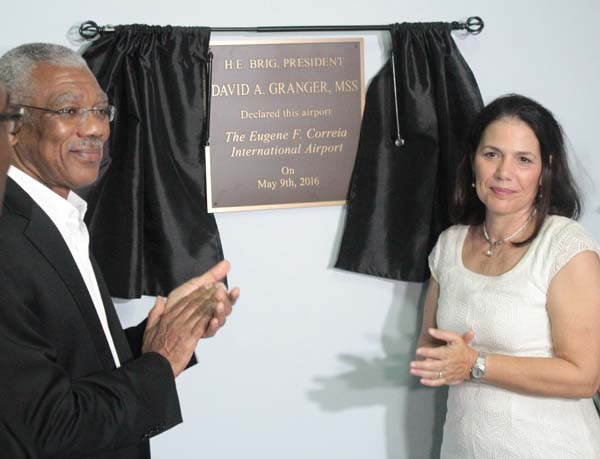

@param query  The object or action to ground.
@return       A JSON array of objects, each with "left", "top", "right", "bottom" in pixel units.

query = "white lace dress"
[{"left": 429, "top": 215, "right": 600, "bottom": 458}]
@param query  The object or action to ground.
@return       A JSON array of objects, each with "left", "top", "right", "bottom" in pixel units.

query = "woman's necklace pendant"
[{"left": 482, "top": 210, "right": 536, "bottom": 258}]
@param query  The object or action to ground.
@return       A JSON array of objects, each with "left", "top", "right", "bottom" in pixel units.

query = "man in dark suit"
[{"left": 0, "top": 43, "right": 239, "bottom": 458}]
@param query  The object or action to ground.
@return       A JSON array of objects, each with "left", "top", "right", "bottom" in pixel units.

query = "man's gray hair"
[{"left": 0, "top": 43, "right": 89, "bottom": 103}]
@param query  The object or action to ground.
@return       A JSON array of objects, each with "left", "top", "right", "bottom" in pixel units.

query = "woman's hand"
[{"left": 410, "top": 328, "right": 477, "bottom": 386}]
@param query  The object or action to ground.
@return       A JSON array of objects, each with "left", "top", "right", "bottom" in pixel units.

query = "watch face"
[{"left": 472, "top": 367, "right": 484, "bottom": 379}]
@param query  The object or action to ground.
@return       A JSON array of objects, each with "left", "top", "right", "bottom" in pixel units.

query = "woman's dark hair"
[{"left": 450, "top": 94, "right": 581, "bottom": 245}]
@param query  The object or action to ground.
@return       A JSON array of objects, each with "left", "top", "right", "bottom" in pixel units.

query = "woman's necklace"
[{"left": 482, "top": 211, "right": 536, "bottom": 257}]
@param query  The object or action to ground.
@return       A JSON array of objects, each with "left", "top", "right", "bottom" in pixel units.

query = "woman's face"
[{"left": 473, "top": 117, "right": 543, "bottom": 219}]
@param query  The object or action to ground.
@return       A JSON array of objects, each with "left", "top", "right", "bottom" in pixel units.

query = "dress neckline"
[{"left": 457, "top": 220, "right": 542, "bottom": 279}]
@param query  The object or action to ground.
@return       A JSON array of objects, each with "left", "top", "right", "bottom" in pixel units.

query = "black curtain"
[
  {"left": 80, "top": 25, "right": 224, "bottom": 298},
  {"left": 335, "top": 22, "right": 483, "bottom": 282}
]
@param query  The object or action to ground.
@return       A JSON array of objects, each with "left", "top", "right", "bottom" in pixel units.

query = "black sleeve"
[{"left": 0, "top": 291, "right": 183, "bottom": 458}]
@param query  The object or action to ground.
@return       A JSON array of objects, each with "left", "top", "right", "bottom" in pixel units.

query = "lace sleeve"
[
  {"left": 549, "top": 222, "right": 600, "bottom": 281},
  {"left": 428, "top": 232, "right": 443, "bottom": 282}
]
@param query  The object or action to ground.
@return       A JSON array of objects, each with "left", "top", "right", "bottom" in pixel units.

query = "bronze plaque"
[{"left": 207, "top": 38, "right": 364, "bottom": 212}]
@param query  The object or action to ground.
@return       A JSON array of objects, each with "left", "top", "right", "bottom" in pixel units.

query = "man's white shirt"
[{"left": 8, "top": 166, "right": 121, "bottom": 367}]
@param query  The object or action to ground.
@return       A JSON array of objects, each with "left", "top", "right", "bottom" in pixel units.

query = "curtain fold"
[
  {"left": 80, "top": 25, "right": 224, "bottom": 298},
  {"left": 335, "top": 22, "right": 483, "bottom": 282}
]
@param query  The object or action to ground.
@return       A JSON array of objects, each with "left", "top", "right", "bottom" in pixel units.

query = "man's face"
[
  {"left": 0, "top": 83, "right": 13, "bottom": 206},
  {"left": 10, "top": 63, "right": 110, "bottom": 199}
]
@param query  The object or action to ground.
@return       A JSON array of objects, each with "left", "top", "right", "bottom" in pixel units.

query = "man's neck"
[{"left": 10, "top": 162, "right": 70, "bottom": 199}]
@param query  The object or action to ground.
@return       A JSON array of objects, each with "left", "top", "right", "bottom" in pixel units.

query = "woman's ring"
[{"left": 438, "top": 371, "right": 443, "bottom": 379}]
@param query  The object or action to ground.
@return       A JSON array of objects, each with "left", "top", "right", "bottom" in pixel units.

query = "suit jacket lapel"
[{"left": 5, "top": 178, "right": 117, "bottom": 370}]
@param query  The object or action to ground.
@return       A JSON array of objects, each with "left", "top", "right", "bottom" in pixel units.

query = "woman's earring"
[{"left": 471, "top": 182, "right": 475, "bottom": 188}]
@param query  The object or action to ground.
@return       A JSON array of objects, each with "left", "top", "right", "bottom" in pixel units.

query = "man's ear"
[{"left": 9, "top": 129, "right": 18, "bottom": 146}]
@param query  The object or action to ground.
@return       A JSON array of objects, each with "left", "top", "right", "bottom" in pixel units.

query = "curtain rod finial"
[
  {"left": 79, "top": 21, "right": 115, "bottom": 40},
  {"left": 452, "top": 16, "right": 484, "bottom": 35}
]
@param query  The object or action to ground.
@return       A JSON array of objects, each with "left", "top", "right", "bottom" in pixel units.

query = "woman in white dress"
[{"left": 410, "top": 94, "right": 600, "bottom": 458}]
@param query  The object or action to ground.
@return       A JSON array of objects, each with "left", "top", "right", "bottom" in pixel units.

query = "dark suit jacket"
[{"left": 0, "top": 178, "right": 183, "bottom": 458}]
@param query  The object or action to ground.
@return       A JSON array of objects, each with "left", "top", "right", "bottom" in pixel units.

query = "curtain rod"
[{"left": 78, "top": 16, "right": 484, "bottom": 40}]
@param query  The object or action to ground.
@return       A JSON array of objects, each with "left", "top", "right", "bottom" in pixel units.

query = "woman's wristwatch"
[{"left": 470, "top": 352, "right": 487, "bottom": 382}]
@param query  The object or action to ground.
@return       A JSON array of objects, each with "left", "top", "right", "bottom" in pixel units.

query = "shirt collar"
[{"left": 8, "top": 166, "right": 87, "bottom": 223}]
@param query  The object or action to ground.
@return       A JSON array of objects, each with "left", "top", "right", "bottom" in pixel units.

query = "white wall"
[{"left": 3, "top": 1, "right": 600, "bottom": 458}]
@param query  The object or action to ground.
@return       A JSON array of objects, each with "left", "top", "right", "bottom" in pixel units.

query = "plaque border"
[{"left": 206, "top": 37, "right": 365, "bottom": 213}]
